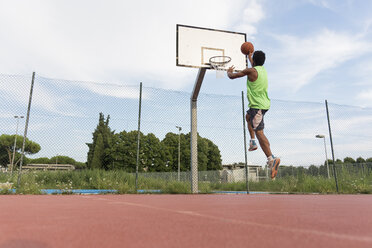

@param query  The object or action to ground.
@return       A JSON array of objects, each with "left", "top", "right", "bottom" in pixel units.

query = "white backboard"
[{"left": 176, "top": 24, "right": 247, "bottom": 71}]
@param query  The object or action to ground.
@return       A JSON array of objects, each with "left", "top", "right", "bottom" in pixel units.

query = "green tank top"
[{"left": 247, "top": 66, "right": 271, "bottom": 110}]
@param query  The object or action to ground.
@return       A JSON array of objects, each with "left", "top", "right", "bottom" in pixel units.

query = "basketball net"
[{"left": 209, "top": 56, "right": 231, "bottom": 79}]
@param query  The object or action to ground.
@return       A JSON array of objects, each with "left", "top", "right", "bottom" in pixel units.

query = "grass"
[{"left": 0, "top": 169, "right": 371, "bottom": 194}]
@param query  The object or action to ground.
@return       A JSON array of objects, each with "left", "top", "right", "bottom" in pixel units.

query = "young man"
[{"left": 227, "top": 50, "right": 280, "bottom": 179}]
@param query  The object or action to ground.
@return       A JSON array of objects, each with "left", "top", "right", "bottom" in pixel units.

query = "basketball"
[{"left": 241, "top": 42, "right": 254, "bottom": 55}]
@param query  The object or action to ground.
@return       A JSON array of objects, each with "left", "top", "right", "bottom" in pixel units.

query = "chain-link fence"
[{"left": 1, "top": 73, "right": 372, "bottom": 193}]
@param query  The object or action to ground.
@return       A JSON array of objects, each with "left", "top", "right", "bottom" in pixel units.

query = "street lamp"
[
  {"left": 316, "top": 134, "right": 330, "bottom": 179},
  {"left": 176, "top": 126, "right": 182, "bottom": 181},
  {"left": 11, "top": 116, "right": 24, "bottom": 176}
]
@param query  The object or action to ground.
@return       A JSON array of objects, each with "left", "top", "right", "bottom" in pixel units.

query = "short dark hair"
[{"left": 253, "top": 51, "right": 265, "bottom": 66}]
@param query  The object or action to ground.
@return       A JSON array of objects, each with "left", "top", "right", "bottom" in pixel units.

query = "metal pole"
[
  {"left": 241, "top": 91, "right": 249, "bottom": 194},
  {"left": 17, "top": 72, "right": 35, "bottom": 188},
  {"left": 190, "top": 100, "right": 198, "bottom": 193},
  {"left": 325, "top": 100, "right": 339, "bottom": 192},
  {"left": 323, "top": 137, "right": 330, "bottom": 179},
  {"left": 190, "top": 67, "right": 206, "bottom": 194},
  {"left": 135, "top": 82, "right": 143, "bottom": 192},
  {"left": 11, "top": 116, "right": 24, "bottom": 177},
  {"left": 176, "top": 126, "right": 182, "bottom": 181}
]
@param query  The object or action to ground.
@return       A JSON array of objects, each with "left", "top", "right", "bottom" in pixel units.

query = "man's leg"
[
  {"left": 255, "top": 130, "right": 271, "bottom": 157},
  {"left": 246, "top": 113, "right": 257, "bottom": 151},
  {"left": 256, "top": 129, "right": 280, "bottom": 179}
]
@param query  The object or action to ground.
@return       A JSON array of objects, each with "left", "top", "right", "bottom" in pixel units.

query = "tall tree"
[
  {"left": 86, "top": 113, "right": 114, "bottom": 169},
  {"left": 91, "top": 133, "right": 104, "bottom": 169}
]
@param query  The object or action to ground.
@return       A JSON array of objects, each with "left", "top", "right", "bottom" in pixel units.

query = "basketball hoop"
[{"left": 209, "top": 55, "right": 231, "bottom": 78}]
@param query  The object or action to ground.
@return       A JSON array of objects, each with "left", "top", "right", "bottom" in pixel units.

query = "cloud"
[
  {"left": 269, "top": 29, "right": 372, "bottom": 91},
  {"left": 331, "top": 115, "right": 372, "bottom": 133},
  {"left": 357, "top": 89, "right": 372, "bottom": 101},
  {"left": 235, "top": 0, "right": 265, "bottom": 38},
  {"left": 306, "top": 0, "right": 333, "bottom": 10},
  {"left": 306, "top": 0, "right": 356, "bottom": 12}
]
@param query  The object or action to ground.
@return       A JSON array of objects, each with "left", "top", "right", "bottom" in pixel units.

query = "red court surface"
[{"left": 1, "top": 194, "right": 372, "bottom": 248}]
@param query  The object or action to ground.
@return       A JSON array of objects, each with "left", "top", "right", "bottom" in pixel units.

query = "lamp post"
[
  {"left": 11, "top": 116, "right": 24, "bottom": 176},
  {"left": 316, "top": 134, "right": 330, "bottom": 179},
  {"left": 176, "top": 126, "right": 182, "bottom": 181}
]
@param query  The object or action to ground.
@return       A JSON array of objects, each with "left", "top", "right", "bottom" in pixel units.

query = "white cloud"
[
  {"left": 235, "top": 0, "right": 265, "bottom": 38},
  {"left": 307, "top": 0, "right": 332, "bottom": 10},
  {"left": 358, "top": 89, "right": 372, "bottom": 99},
  {"left": 331, "top": 115, "right": 372, "bottom": 132},
  {"left": 84, "top": 82, "right": 144, "bottom": 100},
  {"left": 356, "top": 89, "right": 372, "bottom": 107},
  {"left": 269, "top": 29, "right": 372, "bottom": 91}
]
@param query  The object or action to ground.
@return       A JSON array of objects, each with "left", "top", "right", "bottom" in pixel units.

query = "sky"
[
  {"left": 1, "top": 0, "right": 372, "bottom": 105},
  {"left": 1, "top": 0, "right": 372, "bottom": 166}
]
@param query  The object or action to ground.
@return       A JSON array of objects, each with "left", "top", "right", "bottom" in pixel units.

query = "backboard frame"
[{"left": 176, "top": 24, "right": 248, "bottom": 71}]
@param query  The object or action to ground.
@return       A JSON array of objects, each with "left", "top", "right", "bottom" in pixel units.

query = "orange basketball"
[{"left": 241, "top": 42, "right": 254, "bottom": 55}]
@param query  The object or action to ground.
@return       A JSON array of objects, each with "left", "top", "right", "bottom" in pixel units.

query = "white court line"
[{"left": 84, "top": 195, "right": 372, "bottom": 244}]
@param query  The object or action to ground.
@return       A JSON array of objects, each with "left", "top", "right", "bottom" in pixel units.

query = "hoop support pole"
[{"left": 190, "top": 67, "right": 207, "bottom": 194}]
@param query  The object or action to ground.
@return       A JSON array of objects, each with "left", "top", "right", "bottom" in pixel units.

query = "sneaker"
[
  {"left": 248, "top": 140, "right": 258, "bottom": 151},
  {"left": 268, "top": 156, "right": 280, "bottom": 179}
]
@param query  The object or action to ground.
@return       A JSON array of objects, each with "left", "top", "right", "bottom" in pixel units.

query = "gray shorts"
[{"left": 247, "top": 108, "right": 268, "bottom": 131}]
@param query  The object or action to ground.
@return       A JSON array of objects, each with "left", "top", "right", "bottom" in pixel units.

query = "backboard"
[{"left": 176, "top": 24, "right": 247, "bottom": 71}]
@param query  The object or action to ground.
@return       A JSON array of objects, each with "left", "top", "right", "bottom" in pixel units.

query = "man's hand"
[
  {"left": 227, "top": 66, "right": 235, "bottom": 78},
  {"left": 248, "top": 52, "right": 254, "bottom": 67}
]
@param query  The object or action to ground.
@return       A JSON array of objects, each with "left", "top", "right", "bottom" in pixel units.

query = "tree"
[
  {"left": 86, "top": 113, "right": 114, "bottom": 169},
  {"left": 91, "top": 133, "right": 104, "bottom": 169},
  {"left": 110, "top": 130, "right": 143, "bottom": 172},
  {"left": 325, "top": 159, "right": 333, "bottom": 166},
  {"left": 142, "top": 133, "right": 169, "bottom": 172},
  {"left": 161, "top": 132, "right": 222, "bottom": 172},
  {"left": 343, "top": 157, "right": 355, "bottom": 164},
  {"left": 356, "top": 157, "right": 366, "bottom": 164},
  {"left": 204, "top": 138, "right": 222, "bottom": 170},
  {"left": 308, "top": 165, "right": 319, "bottom": 176},
  {"left": 160, "top": 132, "right": 178, "bottom": 171},
  {"left": 50, "top": 155, "right": 77, "bottom": 165},
  {"left": 29, "top": 157, "right": 50, "bottom": 164},
  {"left": 161, "top": 132, "right": 191, "bottom": 172},
  {"left": 196, "top": 134, "right": 209, "bottom": 171},
  {"left": 0, "top": 134, "right": 41, "bottom": 168}
]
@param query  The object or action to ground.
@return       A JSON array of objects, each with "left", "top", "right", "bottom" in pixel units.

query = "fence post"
[
  {"left": 135, "top": 82, "right": 143, "bottom": 192},
  {"left": 325, "top": 100, "right": 339, "bottom": 193},
  {"left": 16, "top": 72, "right": 35, "bottom": 188},
  {"left": 241, "top": 91, "right": 249, "bottom": 194}
]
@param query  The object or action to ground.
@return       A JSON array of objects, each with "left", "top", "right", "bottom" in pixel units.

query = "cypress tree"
[
  {"left": 87, "top": 113, "right": 113, "bottom": 169},
  {"left": 91, "top": 133, "right": 104, "bottom": 169}
]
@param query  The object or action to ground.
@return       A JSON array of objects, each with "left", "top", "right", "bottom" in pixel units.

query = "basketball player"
[{"left": 227, "top": 50, "right": 280, "bottom": 179}]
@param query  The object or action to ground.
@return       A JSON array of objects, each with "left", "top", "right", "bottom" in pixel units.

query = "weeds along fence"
[{"left": 1, "top": 73, "right": 372, "bottom": 193}]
